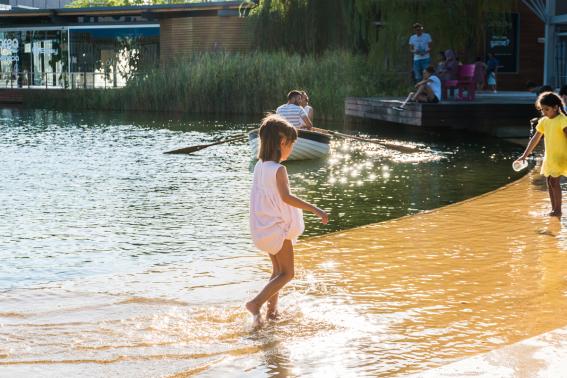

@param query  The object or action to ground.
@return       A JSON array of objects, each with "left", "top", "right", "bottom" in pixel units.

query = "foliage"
[
  {"left": 26, "top": 51, "right": 402, "bottom": 119},
  {"left": 368, "top": 0, "right": 515, "bottom": 71},
  {"left": 249, "top": 0, "right": 515, "bottom": 86}
]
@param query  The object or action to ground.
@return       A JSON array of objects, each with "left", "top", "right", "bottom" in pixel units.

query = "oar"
[
  {"left": 314, "top": 128, "right": 425, "bottom": 153},
  {"left": 164, "top": 133, "right": 250, "bottom": 154}
]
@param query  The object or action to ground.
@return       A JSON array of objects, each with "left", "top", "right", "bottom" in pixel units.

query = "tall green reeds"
[{"left": 28, "top": 51, "right": 403, "bottom": 119}]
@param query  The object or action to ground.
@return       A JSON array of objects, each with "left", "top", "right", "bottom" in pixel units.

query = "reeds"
[{"left": 27, "top": 50, "right": 405, "bottom": 119}]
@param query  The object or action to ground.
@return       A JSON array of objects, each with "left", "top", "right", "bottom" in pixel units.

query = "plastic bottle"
[{"left": 512, "top": 159, "right": 528, "bottom": 172}]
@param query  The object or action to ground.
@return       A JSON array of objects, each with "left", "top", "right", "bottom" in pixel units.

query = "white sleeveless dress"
[{"left": 250, "top": 160, "right": 305, "bottom": 254}]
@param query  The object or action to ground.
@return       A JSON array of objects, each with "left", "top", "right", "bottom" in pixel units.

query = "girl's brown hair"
[
  {"left": 536, "top": 91, "right": 567, "bottom": 116},
  {"left": 258, "top": 114, "right": 298, "bottom": 162}
]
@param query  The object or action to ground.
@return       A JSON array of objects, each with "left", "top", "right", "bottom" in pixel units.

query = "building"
[
  {"left": 521, "top": 0, "right": 567, "bottom": 88},
  {"left": 0, "top": 1, "right": 257, "bottom": 88}
]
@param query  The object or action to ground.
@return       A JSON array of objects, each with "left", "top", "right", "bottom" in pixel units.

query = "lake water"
[{"left": 0, "top": 109, "right": 526, "bottom": 376}]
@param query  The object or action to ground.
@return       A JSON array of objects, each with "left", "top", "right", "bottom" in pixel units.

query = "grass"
[{"left": 27, "top": 50, "right": 407, "bottom": 120}]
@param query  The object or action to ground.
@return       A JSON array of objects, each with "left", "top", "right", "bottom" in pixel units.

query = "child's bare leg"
[
  {"left": 246, "top": 240, "right": 294, "bottom": 317},
  {"left": 266, "top": 254, "right": 281, "bottom": 320},
  {"left": 547, "top": 176, "right": 558, "bottom": 215},
  {"left": 548, "top": 176, "right": 562, "bottom": 216}
]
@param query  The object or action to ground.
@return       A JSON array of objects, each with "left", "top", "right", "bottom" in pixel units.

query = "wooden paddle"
[
  {"left": 164, "top": 133, "right": 250, "bottom": 154},
  {"left": 313, "top": 128, "right": 425, "bottom": 153}
]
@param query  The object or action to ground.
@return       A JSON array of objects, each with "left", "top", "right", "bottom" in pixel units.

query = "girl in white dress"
[{"left": 246, "top": 114, "right": 328, "bottom": 327}]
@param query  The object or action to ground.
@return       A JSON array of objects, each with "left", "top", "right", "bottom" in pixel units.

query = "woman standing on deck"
[{"left": 515, "top": 92, "right": 567, "bottom": 217}]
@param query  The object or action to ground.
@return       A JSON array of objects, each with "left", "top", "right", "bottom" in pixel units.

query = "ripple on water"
[{"left": 0, "top": 109, "right": 532, "bottom": 376}]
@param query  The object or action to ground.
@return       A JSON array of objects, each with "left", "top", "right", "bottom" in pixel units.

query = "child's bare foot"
[
  {"left": 266, "top": 309, "right": 280, "bottom": 321},
  {"left": 548, "top": 211, "right": 562, "bottom": 217},
  {"left": 246, "top": 301, "right": 263, "bottom": 328}
]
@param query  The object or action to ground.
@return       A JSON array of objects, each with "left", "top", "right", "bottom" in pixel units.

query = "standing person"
[
  {"left": 473, "top": 56, "right": 487, "bottom": 90},
  {"left": 276, "top": 90, "right": 313, "bottom": 130},
  {"left": 515, "top": 92, "right": 567, "bottom": 217},
  {"left": 409, "top": 22, "right": 432, "bottom": 82},
  {"left": 434, "top": 51, "right": 446, "bottom": 76},
  {"left": 486, "top": 52, "right": 499, "bottom": 93},
  {"left": 558, "top": 85, "right": 567, "bottom": 112},
  {"left": 246, "top": 114, "right": 329, "bottom": 326}
]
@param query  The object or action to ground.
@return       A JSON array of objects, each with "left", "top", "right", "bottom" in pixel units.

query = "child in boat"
[
  {"left": 515, "top": 92, "right": 567, "bottom": 216},
  {"left": 246, "top": 114, "right": 329, "bottom": 326}
]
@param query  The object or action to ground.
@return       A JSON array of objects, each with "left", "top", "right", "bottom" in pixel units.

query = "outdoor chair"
[
  {"left": 456, "top": 64, "right": 476, "bottom": 101},
  {"left": 441, "top": 64, "right": 477, "bottom": 101}
]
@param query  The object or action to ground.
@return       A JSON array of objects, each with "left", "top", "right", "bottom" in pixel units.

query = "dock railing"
[{"left": 0, "top": 72, "right": 131, "bottom": 89}]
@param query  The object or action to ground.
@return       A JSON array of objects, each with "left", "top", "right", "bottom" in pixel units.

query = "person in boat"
[
  {"left": 300, "top": 91, "right": 314, "bottom": 121},
  {"left": 276, "top": 90, "right": 313, "bottom": 130}
]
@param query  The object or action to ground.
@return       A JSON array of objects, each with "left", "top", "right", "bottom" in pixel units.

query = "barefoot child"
[
  {"left": 515, "top": 92, "right": 567, "bottom": 216},
  {"left": 246, "top": 114, "right": 329, "bottom": 326}
]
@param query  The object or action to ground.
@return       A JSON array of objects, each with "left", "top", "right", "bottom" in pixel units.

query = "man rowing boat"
[{"left": 276, "top": 90, "right": 314, "bottom": 130}]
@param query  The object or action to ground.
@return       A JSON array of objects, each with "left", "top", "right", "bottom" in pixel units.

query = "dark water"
[{"left": 0, "top": 108, "right": 525, "bottom": 289}]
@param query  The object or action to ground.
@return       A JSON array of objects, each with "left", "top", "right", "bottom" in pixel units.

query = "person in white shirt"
[
  {"left": 411, "top": 66, "right": 441, "bottom": 103},
  {"left": 395, "top": 66, "right": 441, "bottom": 110},
  {"left": 276, "top": 90, "right": 313, "bottom": 130},
  {"left": 409, "top": 22, "right": 432, "bottom": 82},
  {"left": 300, "top": 91, "right": 313, "bottom": 121}
]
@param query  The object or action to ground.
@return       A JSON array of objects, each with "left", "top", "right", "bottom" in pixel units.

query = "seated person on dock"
[
  {"left": 395, "top": 66, "right": 441, "bottom": 110},
  {"left": 276, "top": 90, "right": 313, "bottom": 130}
]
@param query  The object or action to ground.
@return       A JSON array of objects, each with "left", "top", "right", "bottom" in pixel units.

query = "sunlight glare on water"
[{"left": 0, "top": 108, "right": 545, "bottom": 377}]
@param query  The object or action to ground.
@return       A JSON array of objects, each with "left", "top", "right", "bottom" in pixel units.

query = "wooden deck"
[{"left": 345, "top": 92, "right": 540, "bottom": 138}]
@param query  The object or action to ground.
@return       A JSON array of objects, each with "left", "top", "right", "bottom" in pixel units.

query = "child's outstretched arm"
[
  {"left": 276, "top": 166, "right": 328, "bottom": 224},
  {"left": 517, "top": 131, "right": 543, "bottom": 161}
]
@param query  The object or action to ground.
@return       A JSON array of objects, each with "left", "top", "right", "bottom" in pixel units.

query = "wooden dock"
[
  {"left": 345, "top": 92, "right": 540, "bottom": 138},
  {"left": 0, "top": 89, "right": 24, "bottom": 104}
]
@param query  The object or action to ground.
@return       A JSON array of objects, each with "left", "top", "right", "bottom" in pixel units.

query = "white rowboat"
[{"left": 248, "top": 129, "right": 331, "bottom": 160}]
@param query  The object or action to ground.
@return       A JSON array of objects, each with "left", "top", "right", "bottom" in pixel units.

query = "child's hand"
[{"left": 315, "top": 208, "right": 329, "bottom": 225}]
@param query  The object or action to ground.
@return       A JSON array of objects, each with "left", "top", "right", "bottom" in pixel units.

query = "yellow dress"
[{"left": 536, "top": 113, "right": 567, "bottom": 177}]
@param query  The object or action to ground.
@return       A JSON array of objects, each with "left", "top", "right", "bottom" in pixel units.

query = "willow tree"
[
  {"left": 368, "top": 0, "right": 515, "bottom": 74},
  {"left": 249, "top": 0, "right": 515, "bottom": 62}
]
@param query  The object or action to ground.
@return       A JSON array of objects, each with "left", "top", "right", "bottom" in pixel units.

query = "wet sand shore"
[{"left": 296, "top": 166, "right": 567, "bottom": 376}]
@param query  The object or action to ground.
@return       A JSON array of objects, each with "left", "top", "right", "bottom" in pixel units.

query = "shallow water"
[{"left": 0, "top": 108, "right": 533, "bottom": 377}]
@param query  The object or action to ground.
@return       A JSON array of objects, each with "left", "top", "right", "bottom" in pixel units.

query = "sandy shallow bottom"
[{"left": 3, "top": 168, "right": 567, "bottom": 377}]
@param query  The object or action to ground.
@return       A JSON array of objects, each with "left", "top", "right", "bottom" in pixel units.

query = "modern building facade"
[
  {"left": 0, "top": 1, "right": 256, "bottom": 88},
  {"left": 522, "top": 0, "right": 567, "bottom": 88}
]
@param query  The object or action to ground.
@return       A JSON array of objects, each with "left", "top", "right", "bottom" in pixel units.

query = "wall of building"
[
  {"left": 159, "top": 15, "right": 251, "bottom": 66},
  {"left": 498, "top": 2, "right": 544, "bottom": 91}
]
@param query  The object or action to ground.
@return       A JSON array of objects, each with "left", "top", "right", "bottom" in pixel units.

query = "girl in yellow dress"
[{"left": 516, "top": 92, "right": 567, "bottom": 216}]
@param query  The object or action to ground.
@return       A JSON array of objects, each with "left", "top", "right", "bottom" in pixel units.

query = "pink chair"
[
  {"left": 442, "top": 79, "right": 459, "bottom": 100},
  {"left": 442, "top": 64, "right": 477, "bottom": 100},
  {"left": 456, "top": 64, "right": 476, "bottom": 100}
]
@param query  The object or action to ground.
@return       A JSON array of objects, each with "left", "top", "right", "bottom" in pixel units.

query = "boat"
[{"left": 248, "top": 128, "right": 331, "bottom": 160}]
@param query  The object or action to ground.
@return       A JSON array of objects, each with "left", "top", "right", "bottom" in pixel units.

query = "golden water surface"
[{"left": 2, "top": 169, "right": 567, "bottom": 377}]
